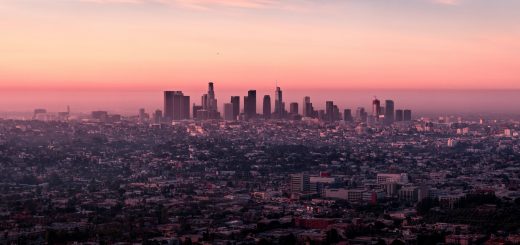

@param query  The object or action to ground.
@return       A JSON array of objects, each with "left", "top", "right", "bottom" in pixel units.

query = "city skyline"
[{"left": 1, "top": 0, "right": 519, "bottom": 91}]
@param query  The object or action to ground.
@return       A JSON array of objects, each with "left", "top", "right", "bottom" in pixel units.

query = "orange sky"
[{"left": 1, "top": 0, "right": 519, "bottom": 91}]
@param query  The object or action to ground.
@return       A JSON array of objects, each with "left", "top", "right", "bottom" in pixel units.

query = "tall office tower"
[
  {"left": 385, "top": 100, "right": 395, "bottom": 124},
  {"left": 153, "top": 109, "right": 162, "bottom": 124},
  {"left": 200, "top": 82, "right": 219, "bottom": 119},
  {"left": 290, "top": 173, "right": 311, "bottom": 194},
  {"left": 395, "top": 109, "right": 404, "bottom": 122},
  {"left": 372, "top": 97, "right": 381, "bottom": 118},
  {"left": 244, "top": 90, "right": 256, "bottom": 119},
  {"left": 274, "top": 86, "right": 284, "bottom": 118},
  {"left": 223, "top": 103, "right": 234, "bottom": 121},
  {"left": 139, "top": 108, "right": 146, "bottom": 123},
  {"left": 163, "top": 91, "right": 176, "bottom": 121},
  {"left": 290, "top": 102, "right": 299, "bottom": 115},
  {"left": 302, "top": 96, "right": 311, "bottom": 116},
  {"left": 181, "top": 96, "right": 190, "bottom": 120},
  {"left": 201, "top": 94, "right": 208, "bottom": 109},
  {"left": 164, "top": 91, "right": 190, "bottom": 121},
  {"left": 333, "top": 105, "right": 340, "bottom": 121},
  {"left": 230, "top": 96, "right": 240, "bottom": 120},
  {"left": 344, "top": 109, "right": 353, "bottom": 122},
  {"left": 243, "top": 96, "right": 249, "bottom": 119},
  {"left": 263, "top": 95, "right": 271, "bottom": 119},
  {"left": 192, "top": 105, "right": 202, "bottom": 120},
  {"left": 325, "top": 101, "right": 335, "bottom": 121},
  {"left": 403, "top": 109, "right": 412, "bottom": 121},
  {"left": 356, "top": 107, "right": 367, "bottom": 122}
]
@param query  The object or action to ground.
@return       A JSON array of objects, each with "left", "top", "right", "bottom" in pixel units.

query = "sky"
[{"left": 1, "top": 0, "right": 519, "bottom": 92}]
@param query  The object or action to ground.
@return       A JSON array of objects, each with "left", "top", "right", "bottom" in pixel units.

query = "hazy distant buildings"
[
  {"left": 138, "top": 108, "right": 148, "bottom": 123},
  {"left": 325, "top": 101, "right": 340, "bottom": 122},
  {"left": 230, "top": 96, "right": 240, "bottom": 120},
  {"left": 164, "top": 91, "right": 190, "bottom": 121},
  {"left": 395, "top": 109, "right": 403, "bottom": 122},
  {"left": 404, "top": 109, "right": 412, "bottom": 121},
  {"left": 385, "top": 100, "right": 395, "bottom": 124},
  {"left": 201, "top": 82, "right": 220, "bottom": 119},
  {"left": 356, "top": 107, "right": 367, "bottom": 123},
  {"left": 91, "top": 111, "right": 108, "bottom": 121},
  {"left": 244, "top": 90, "right": 257, "bottom": 119},
  {"left": 274, "top": 87, "right": 284, "bottom": 118},
  {"left": 290, "top": 102, "right": 298, "bottom": 115},
  {"left": 153, "top": 109, "right": 162, "bottom": 124},
  {"left": 33, "top": 109, "right": 48, "bottom": 120},
  {"left": 223, "top": 103, "right": 234, "bottom": 121},
  {"left": 263, "top": 95, "right": 271, "bottom": 119},
  {"left": 344, "top": 109, "right": 353, "bottom": 122},
  {"left": 372, "top": 97, "right": 381, "bottom": 119}
]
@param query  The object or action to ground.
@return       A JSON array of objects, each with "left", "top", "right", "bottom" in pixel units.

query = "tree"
[{"left": 326, "top": 228, "right": 341, "bottom": 244}]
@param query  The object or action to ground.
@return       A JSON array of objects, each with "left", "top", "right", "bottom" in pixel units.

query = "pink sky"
[{"left": 0, "top": 0, "right": 519, "bottom": 91}]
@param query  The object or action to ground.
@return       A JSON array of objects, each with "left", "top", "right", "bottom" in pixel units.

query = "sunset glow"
[{"left": 1, "top": 0, "right": 519, "bottom": 91}]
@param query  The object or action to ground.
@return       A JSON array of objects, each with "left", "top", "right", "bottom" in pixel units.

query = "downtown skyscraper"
[
  {"left": 164, "top": 91, "right": 190, "bottom": 121},
  {"left": 263, "top": 95, "right": 271, "bottom": 119},
  {"left": 244, "top": 90, "right": 256, "bottom": 120},
  {"left": 201, "top": 82, "right": 220, "bottom": 119},
  {"left": 274, "top": 86, "right": 284, "bottom": 119}
]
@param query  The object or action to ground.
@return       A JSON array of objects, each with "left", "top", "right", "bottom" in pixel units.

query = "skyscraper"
[
  {"left": 325, "top": 101, "right": 335, "bottom": 122},
  {"left": 139, "top": 108, "right": 146, "bottom": 123},
  {"left": 404, "top": 109, "right": 412, "bottom": 121},
  {"left": 244, "top": 90, "right": 256, "bottom": 119},
  {"left": 385, "top": 100, "right": 395, "bottom": 124},
  {"left": 164, "top": 91, "right": 189, "bottom": 121},
  {"left": 274, "top": 86, "right": 284, "bottom": 118},
  {"left": 290, "top": 102, "right": 298, "bottom": 115},
  {"left": 263, "top": 95, "right": 271, "bottom": 119},
  {"left": 302, "top": 96, "right": 311, "bottom": 117},
  {"left": 201, "top": 82, "right": 219, "bottom": 119},
  {"left": 230, "top": 96, "right": 240, "bottom": 120},
  {"left": 372, "top": 97, "right": 381, "bottom": 118},
  {"left": 395, "top": 109, "right": 404, "bottom": 122},
  {"left": 153, "top": 109, "right": 162, "bottom": 124},
  {"left": 356, "top": 107, "right": 367, "bottom": 123},
  {"left": 344, "top": 109, "right": 353, "bottom": 122},
  {"left": 223, "top": 103, "right": 234, "bottom": 121}
]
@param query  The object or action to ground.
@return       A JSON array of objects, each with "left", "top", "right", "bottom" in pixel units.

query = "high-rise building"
[
  {"left": 372, "top": 97, "right": 381, "bottom": 118},
  {"left": 385, "top": 100, "right": 395, "bottom": 124},
  {"left": 230, "top": 96, "right": 240, "bottom": 120},
  {"left": 181, "top": 96, "right": 190, "bottom": 120},
  {"left": 200, "top": 82, "right": 219, "bottom": 119},
  {"left": 344, "top": 109, "right": 353, "bottom": 122},
  {"left": 223, "top": 103, "right": 234, "bottom": 121},
  {"left": 274, "top": 86, "right": 284, "bottom": 118},
  {"left": 192, "top": 105, "right": 202, "bottom": 120},
  {"left": 325, "top": 101, "right": 339, "bottom": 122},
  {"left": 139, "top": 108, "right": 146, "bottom": 123},
  {"left": 302, "top": 96, "right": 311, "bottom": 117},
  {"left": 164, "top": 91, "right": 189, "bottom": 121},
  {"left": 263, "top": 95, "right": 271, "bottom": 119},
  {"left": 395, "top": 109, "right": 404, "bottom": 122},
  {"left": 290, "top": 102, "right": 298, "bottom": 115},
  {"left": 244, "top": 90, "right": 256, "bottom": 119},
  {"left": 153, "top": 109, "right": 162, "bottom": 124},
  {"left": 333, "top": 105, "right": 340, "bottom": 121},
  {"left": 290, "top": 173, "right": 311, "bottom": 194},
  {"left": 356, "top": 107, "right": 367, "bottom": 123},
  {"left": 404, "top": 109, "right": 412, "bottom": 121}
]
